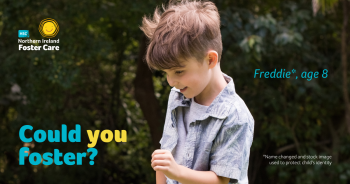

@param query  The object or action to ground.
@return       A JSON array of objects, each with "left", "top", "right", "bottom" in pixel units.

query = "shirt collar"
[{"left": 169, "top": 72, "right": 236, "bottom": 120}]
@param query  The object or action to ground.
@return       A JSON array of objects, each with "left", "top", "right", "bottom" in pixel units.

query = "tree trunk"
[
  {"left": 342, "top": 0, "right": 350, "bottom": 133},
  {"left": 134, "top": 35, "right": 163, "bottom": 149}
]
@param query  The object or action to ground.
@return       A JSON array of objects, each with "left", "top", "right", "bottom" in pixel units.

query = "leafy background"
[{"left": 0, "top": 0, "right": 349, "bottom": 183}]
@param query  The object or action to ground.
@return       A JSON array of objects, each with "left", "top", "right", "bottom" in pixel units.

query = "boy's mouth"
[{"left": 180, "top": 86, "right": 187, "bottom": 92}]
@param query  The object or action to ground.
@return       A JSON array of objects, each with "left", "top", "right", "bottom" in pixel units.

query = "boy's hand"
[{"left": 151, "top": 149, "right": 182, "bottom": 180}]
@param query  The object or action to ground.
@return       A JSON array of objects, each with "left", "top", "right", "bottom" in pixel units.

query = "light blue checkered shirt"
[{"left": 159, "top": 72, "right": 254, "bottom": 184}]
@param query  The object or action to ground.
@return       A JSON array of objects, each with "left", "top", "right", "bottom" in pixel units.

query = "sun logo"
[{"left": 38, "top": 18, "right": 59, "bottom": 38}]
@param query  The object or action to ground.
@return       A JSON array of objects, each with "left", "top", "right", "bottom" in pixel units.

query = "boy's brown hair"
[{"left": 140, "top": 0, "right": 222, "bottom": 70}]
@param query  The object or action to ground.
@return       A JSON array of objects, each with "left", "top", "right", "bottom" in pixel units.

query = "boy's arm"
[
  {"left": 151, "top": 150, "right": 230, "bottom": 184},
  {"left": 176, "top": 165, "right": 230, "bottom": 184},
  {"left": 156, "top": 171, "right": 167, "bottom": 184}
]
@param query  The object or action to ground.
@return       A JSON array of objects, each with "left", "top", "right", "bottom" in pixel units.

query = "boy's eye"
[{"left": 175, "top": 71, "right": 184, "bottom": 74}]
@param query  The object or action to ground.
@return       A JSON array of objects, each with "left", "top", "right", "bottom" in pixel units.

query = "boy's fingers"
[
  {"left": 151, "top": 149, "right": 162, "bottom": 157},
  {"left": 151, "top": 153, "right": 170, "bottom": 162},
  {"left": 151, "top": 160, "right": 170, "bottom": 168},
  {"left": 151, "top": 149, "right": 170, "bottom": 157},
  {"left": 153, "top": 165, "right": 169, "bottom": 172}
]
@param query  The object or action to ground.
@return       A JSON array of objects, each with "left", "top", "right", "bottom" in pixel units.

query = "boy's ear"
[{"left": 207, "top": 50, "right": 219, "bottom": 69}]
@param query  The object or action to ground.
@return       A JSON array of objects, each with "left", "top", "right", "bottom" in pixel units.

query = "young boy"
[{"left": 140, "top": 1, "right": 254, "bottom": 183}]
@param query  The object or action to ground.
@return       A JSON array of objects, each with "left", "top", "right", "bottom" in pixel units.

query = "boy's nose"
[{"left": 167, "top": 75, "right": 178, "bottom": 87}]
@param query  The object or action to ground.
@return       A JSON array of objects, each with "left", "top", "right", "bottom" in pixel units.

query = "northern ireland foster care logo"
[{"left": 18, "top": 18, "right": 60, "bottom": 51}]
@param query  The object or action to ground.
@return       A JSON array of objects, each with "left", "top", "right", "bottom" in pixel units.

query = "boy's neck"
[{"left": 194, "top": 66, "right": 227, "bottom": 106}]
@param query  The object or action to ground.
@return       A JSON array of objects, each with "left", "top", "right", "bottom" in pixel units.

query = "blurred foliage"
[
  {"left": 0, "top": 0, "right": 162, "bottom": 183},
  {"left": 219, "top": 1, "right": 350, "bottom": 183},
  {"left": 0, "top": 0, "right": 349, "bottom": 183}
]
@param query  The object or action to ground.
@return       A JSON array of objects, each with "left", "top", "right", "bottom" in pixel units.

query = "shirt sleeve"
[{"left": 209, "top": 109, "right": 254, "bottom": 182}]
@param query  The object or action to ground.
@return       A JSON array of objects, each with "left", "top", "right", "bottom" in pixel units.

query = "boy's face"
[{"left": 162, "top": 57, "right": 211, "bottom": 99}]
